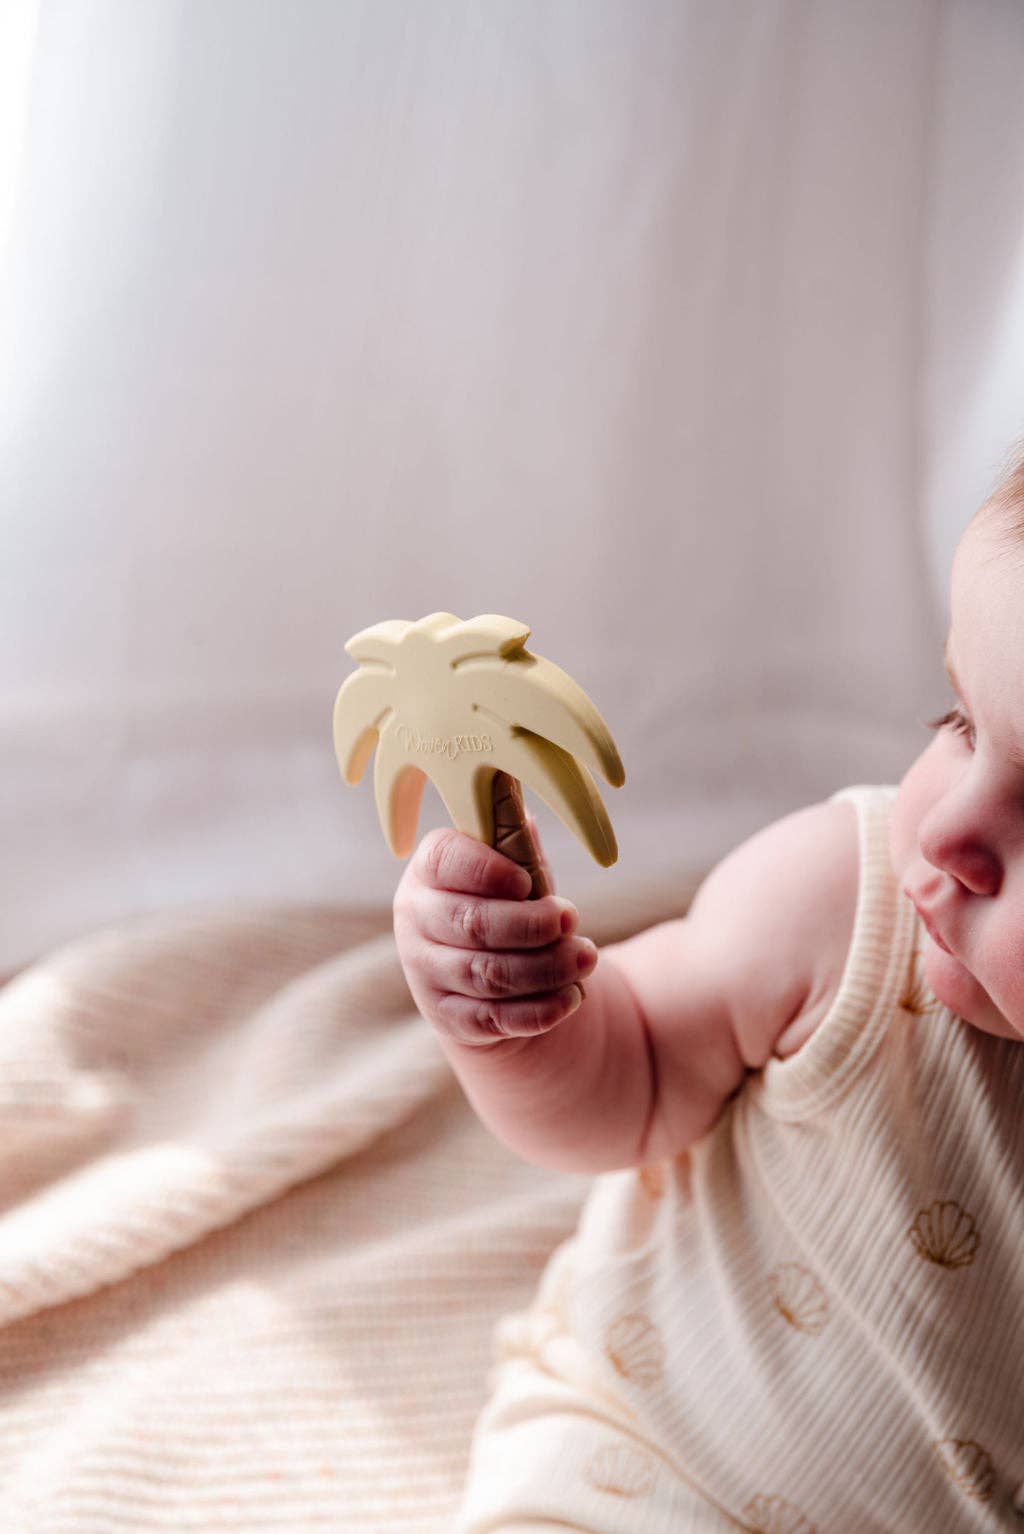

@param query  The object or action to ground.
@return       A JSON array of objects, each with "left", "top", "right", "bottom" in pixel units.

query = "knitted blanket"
[{"left": 0, "top": 878, "right": 694, "bottom": 1531}]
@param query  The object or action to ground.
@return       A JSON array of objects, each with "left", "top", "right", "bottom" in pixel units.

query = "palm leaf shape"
[{"left": 333, "top": 611, "right": 625, "bottom": 863}]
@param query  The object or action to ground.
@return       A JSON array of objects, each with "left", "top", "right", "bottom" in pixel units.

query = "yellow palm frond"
[
  {"left": 495, "top": 728, "right": 618, "bottom": 866},
  {"left": 371, "top": 726, "right": 428, "bottom": 857},
  {"left": 332, "top": 668, "right": 395, "bottom": 784},
  {"left": 434, "top": 613, "right": 531, "bottom": 661},
  {"left": 344, "top": 617, "right": 421, "bottom": 663},
  {"left": 452, "top": 651, "right": 624, "bottom": 789},
  {"left": 333, "top": 611, "right": 624, "bottom": 866}
]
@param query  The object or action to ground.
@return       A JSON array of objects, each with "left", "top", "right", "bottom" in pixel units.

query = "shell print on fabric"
[
  {"left": 935, "top": 1439, "right": 995, "bottom": 1502},
  {"left": 603, "top": 1311, "right": 666, "bottom": 1386},
  {"left": 742, "top": 1492, "right": 818, "bottom": 1533},
  {"left": 768, "top": 1264, "right": 830, "bottom": 1336},
  {"left": 909, "top": 1201, "right": 980, "bottom": 1269},
  {"left": 584, "top": 1441, "right": 657, "bottom": 1498}
]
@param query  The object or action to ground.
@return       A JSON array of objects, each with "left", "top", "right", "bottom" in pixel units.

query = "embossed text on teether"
[{"left": 396, "top": 725, "right": 494, "bottom": 761}]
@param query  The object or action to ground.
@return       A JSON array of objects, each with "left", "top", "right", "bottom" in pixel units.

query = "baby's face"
[{"left": 890, "top": 515, "right": 1024, "bottom": 1039}]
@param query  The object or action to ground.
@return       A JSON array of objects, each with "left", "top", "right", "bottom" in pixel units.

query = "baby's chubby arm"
[{"left": 392, "top": 798, "right": 856, "bottom": 1174}]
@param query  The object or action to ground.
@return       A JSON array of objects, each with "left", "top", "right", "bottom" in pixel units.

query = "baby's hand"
[{"left": 393, "top": 826, "right": 599, "bottom": 1046}]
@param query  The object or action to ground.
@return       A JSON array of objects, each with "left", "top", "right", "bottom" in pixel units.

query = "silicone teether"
[{"left": 333, "top": 612, "right": 625, "bottom": 896}]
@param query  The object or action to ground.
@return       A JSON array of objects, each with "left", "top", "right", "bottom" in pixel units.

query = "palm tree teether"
[{"left": 333, "top": 612, "right": 625, "bottom": 899}]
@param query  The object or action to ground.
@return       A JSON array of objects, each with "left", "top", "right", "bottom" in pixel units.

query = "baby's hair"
[{"left": 976, "top": 439, "right": 1024, "bottom": 547}]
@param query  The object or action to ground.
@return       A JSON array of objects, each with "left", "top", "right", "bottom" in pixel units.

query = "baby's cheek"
[
  {"left": 986, "top": 923, "right": 1024, "bottom": 1029},
  {"left": 948, "top": 911, "right": 1024, "bottom": 1040}
]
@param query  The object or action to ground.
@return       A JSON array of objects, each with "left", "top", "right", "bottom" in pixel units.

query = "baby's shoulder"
[
  {"left": 699, "top": 796, "right": 859, "bottom": 1066},
  {"left": 763, "top": 797, "right": 860, "bottom": 1059}
]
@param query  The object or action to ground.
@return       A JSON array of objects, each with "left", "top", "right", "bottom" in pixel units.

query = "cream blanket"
[{"left": 0, "top": 878, "right": 694, "bottom": 1531}]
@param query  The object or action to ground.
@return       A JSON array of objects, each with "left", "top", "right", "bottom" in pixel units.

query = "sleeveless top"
[{"left": 549, "top": 784, "right": 1024, "bottom": 1530}]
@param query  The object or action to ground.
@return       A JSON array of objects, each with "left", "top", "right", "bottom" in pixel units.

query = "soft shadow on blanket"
[{"left": 0, "top": 873, "right": 698, "bottom": 1531}]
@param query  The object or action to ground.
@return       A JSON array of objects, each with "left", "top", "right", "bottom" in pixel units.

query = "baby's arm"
[{"left": 392, "top": 798, "right": 856, "bottom": 1174}]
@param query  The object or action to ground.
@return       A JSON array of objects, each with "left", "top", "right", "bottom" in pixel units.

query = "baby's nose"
[{"left": 918, "top": 824, "right": 1000, "bottom": 897}]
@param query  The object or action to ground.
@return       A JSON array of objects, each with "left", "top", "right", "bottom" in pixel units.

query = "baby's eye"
[{"left": 927, "top": 707, "right": 975, "bottom": 750}]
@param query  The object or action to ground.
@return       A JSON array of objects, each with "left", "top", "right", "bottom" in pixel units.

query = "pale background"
[{"left": 3, "top": 0, "right": 1024, "bottom": 975}]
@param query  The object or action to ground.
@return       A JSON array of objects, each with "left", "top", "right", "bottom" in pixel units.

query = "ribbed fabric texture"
[
  {"left": 457, "top": 785, "right": 1024, "bottom": 1531},
  {"left": 0, "top": 904, "right": 604, "bottom": 1532}
]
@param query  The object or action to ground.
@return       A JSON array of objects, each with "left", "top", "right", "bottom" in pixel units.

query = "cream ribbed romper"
[{"left": 456, "top": 785, "right": 1024, "bottom": 1532}]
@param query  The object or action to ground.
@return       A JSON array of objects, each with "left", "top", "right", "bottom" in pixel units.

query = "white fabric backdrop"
[{"left": 3, "top": 0, "right": 1024, "bottom": 974}]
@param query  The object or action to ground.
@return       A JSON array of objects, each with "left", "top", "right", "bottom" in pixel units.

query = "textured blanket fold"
[{"left": 0, "top": 879, "right": 693, "bottom": 1531}]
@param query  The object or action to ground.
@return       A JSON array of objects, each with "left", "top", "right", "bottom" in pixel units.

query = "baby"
[{"left": 393, "top": 465, "right": 1024, "bottom": 1531}]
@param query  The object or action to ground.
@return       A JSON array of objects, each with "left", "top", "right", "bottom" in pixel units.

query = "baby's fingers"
[
  {"left": 417, "top": 890, "right": 578, "bottom": 952},
  {"left": 440, "top": 934, "right": 597, "bottom": 1003},
  {"left": 434, "top": 984, "right": 585, "bottom": 1045}
]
